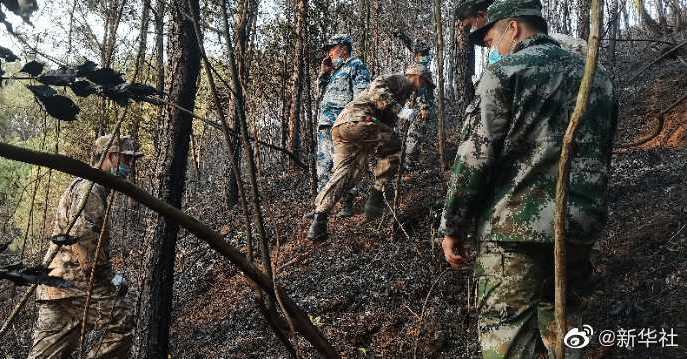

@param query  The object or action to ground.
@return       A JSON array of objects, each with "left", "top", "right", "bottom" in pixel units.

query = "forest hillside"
[{"left": 0, "top": 0, "right": 686, "bottom": 358}]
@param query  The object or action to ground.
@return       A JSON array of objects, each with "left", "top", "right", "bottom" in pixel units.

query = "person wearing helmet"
[
  {"left": 439, "top": 0, "right": 617, "bottom": 358},
  {"left": 28, "top": 134, "right": 143, "bottom": 359},
  {"left": 307, "top": 67, "right": 432, "bottom": 241}
]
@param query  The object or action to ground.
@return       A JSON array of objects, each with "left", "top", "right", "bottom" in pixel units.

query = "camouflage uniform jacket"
[
  {"left": 334, "top": 74, "right": 415, "bottom": 128},
  {"left": 412, "top": 54, "right": 436, "bottom": 119},
  {"left": 318, "top": 56, "right": 371, "bottom": 127},
  {"left": 440, "top": 34, "right": 617, "bottom": 244},
  {"left": 37, "top": 179, "right": 114, "bottom": 300}
]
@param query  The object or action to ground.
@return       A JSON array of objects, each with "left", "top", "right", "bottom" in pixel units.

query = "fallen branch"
[
  {"left": 627, "top": 39, "right": 687, "bottom": 83},
  {"left": 554, "top": 0, "right": 602, "bottom": 357},
  {"left": 0, "top": 142, "right": 338, "bottom": 358},
  {"left": 617, "top": 91, "right": 687, "bottom": 149}
]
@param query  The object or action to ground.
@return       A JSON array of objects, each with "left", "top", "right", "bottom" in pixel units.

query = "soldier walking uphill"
[
  {"left": 307, "top": 66, "right": 432, "bottom": 241},
  {"left": 315, "top": 34, "right": 371, "bottom": 218},
  {"left": 439, "top": 0, "right": 617, "bottom": 358},
  {"left": 28, "top": 135, "right": 142, "bottom": 359}
]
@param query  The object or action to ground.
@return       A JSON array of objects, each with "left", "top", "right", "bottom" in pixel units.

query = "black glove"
[
  {"left": 0, "top": 264, "right": 71, "bottom": 288},
  {"left": 51, "top": 234, "right": 78, "bottom": 246}
]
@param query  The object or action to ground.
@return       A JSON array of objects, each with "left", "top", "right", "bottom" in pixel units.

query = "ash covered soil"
[{"left": 170, "top": 76, "right": 687, "bottom": 358}]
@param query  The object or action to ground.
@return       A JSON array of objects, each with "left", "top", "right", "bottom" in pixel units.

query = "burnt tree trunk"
[
  {"left": 454, "top": 24, "right": 474, "bottom": 125},
  {"left": 225, "top": 0, "right": 256, "bottom": 208},
  {"left": 287, "top": 0, "right": 308, "bottom": 168},
  {"left": 608, "top": 0, "right": 619, "bottom": 66},
  {"left": 446, "top": 15, "right": 457, "bottom": 104},
  {"left": 140, "top": 0, "right": 202, "bottom": 356},
  {"left": 577, "top": 0, "right": 590, "bottom": 40},
  {"left": 434, "top": 0, "right": 447, "bottom": 170}
]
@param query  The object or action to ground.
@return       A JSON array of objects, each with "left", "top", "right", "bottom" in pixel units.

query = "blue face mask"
[
  {"left": 488, "top": 48, "right": 504, "bottom": 64},
  {"left": 113, "top": 163, "right": 131, "bottom": 177},
  {"left": 487, "top": 27, "right": 511, "bottom": 65}
]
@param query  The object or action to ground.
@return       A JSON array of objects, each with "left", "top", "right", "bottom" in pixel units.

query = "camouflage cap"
[
  {"left": 94, "top": 134, "right": 144, "bottom": 158},
  {"left": 414, "top": 39, "right": 430, "bottom": 54},
  {"left": 455, "top": 0, "right": 495, "bottom": 20},
  {"left": 468, "top": 0, "right": 544, "bottom": 47},
  {"left": 323, "top": 34, "right": 353, "bottom": 50},
  {"left": 405, "top": 64, "right": 435, "bottom": 88}
]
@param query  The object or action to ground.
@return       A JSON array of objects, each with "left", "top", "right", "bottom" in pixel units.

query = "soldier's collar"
[{"left": 512, "top": 33, "right": 560, "bottom": 54}]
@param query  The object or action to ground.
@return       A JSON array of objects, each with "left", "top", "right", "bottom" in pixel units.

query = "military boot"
[
  {"left": 364, "top": 188, "right": 385, "bottom": 219},
  {"left": 306, "top": 212, "right": 329, "bottom": 241},
  {"left": 337, "top": 193, "right": 354, "bottom": 217}
]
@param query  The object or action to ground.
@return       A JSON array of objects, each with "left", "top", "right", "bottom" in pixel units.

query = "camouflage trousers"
[
  {"left": 315, "top": 120, "right": 401, "bottom": 214},
  {"left": 475, "top": 241, "right": 593, "bottom": 359},
  {"left": 402, "top": 116, "right": 435, "bottom": 169},
  {"left": 316, "top": 126, "right": 336, "bottom": 192},
  {"left": 28, "top": 295, "right": 133, "bottom": 359}
]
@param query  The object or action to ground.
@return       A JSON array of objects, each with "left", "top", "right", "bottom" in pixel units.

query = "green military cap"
[
  {"left": 405, "top": 64, "right": 435, "bottom": 88},
  {"left": 323, "top": 34, "right": 353, "bottom": 50},
  {"left": 455, "top": 0, "right": 495, "bottom": 20},
  {"left": 94, "top": 134, "right": 144, "bottom": 158},
  {"left": 468, "top": 0, "right": 544, "bottom": 47}
]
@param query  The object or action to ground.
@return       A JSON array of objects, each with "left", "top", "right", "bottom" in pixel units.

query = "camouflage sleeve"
[
  {"left": 417, "top": 86, "right": 435, "bottom": 119},
  {"left": 367, "top": 79, "right": 407, "bottom": 116},
  {"left": 318, "top": 72, "right": 331, "bottom": 95},
  {"left": 69, "top": 181, "right": 106, "bottom": 242},
  {"left": 69, "top": 183, "right": 106, "bottom": 265},
  {"left": 351, "top": 61, "right": 371, "bottom": 97},
  {"left": 439, "top": 68, "right": 510, "bottom": 237}
]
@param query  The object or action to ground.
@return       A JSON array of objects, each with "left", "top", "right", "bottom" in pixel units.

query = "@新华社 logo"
[{"left": 564, "top": 325, "right": 594, "bottom": 349}]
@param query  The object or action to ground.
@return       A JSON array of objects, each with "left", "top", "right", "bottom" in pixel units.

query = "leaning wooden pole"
[{"left": 554, "top": 0, "right": 602, "bottom": 357}]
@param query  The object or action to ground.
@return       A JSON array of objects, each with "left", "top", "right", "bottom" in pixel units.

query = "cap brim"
[{"left": 468, "top": 21, "right": 495, "bottom": 47}]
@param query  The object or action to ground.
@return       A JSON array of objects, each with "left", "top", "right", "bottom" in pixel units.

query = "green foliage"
[{"left": 0, "top": 135, "right": 71, "bottom": 256}]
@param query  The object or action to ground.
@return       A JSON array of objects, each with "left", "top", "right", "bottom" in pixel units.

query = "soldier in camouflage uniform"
[
  {"left": 440, "top": 0, "right": 617, "bottom": 358},
  {"left": 315, "top": 34, "right": 371, "bottom": 217},
  {"left": 29, "top": 134, "right": 142, "bottom": 359},
  {"left": 403, "top": 41, "right": 437, "bottom": 171},
  {"left": 307, "top": 67, "right": 431, "bottom": 241}
]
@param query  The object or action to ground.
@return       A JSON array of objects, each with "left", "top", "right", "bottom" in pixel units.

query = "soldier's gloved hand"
[
  {"left": 111, "top": 273, "right": 128, "bottom": 297},
  {"left": 442, "top": 235, "right": 467, "bottom": 270},
  {"left": 50, "top": 234, "right": 78, "bottom": 246}
]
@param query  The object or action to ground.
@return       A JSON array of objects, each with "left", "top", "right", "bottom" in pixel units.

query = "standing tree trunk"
[
  {"left": 434, "top": 0, "right": 447, "bottom": 170},
  {"left": 139, "top": 0, "right": 202, "bottom": 356},
  {"left": 454, "top": 18, "right": 475, "bottom": 127},
  {"left": 226, "top": 0, "right": 256, "bottom": 208},
  {"left": 446, "top": 15, "right": 457, "bottom": 104},
  {"left": 287, "top": 0, "right": 308, "bottom": 168},
  {"left": 607, "top": 0, "right": 619, "bottom": 67},
  {"left": 304, "top": 26, "right": 318, "bottom": 195},
  {"left": 577, "top": 0, "right": 591, "bottom": 40}
]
